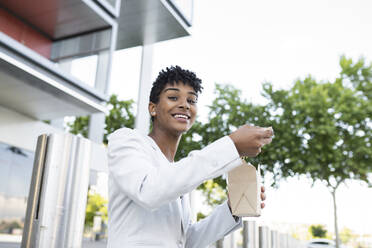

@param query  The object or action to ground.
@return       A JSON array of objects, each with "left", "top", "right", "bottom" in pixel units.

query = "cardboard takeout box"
[{"left": 227, "top": 160, "right": 261, "bottom": 217}]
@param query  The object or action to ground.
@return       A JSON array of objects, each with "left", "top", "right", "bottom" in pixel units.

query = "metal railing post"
[
  {"left": 21, "top": 133, "right": 93, "bottom": 248},
  {"left": 259, "top": 226, "right": 270, "bottom": 248}
]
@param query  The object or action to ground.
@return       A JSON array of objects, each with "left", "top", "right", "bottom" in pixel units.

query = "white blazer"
[{"left": 107, "top": 128, "right": 243, "bottom": 248}]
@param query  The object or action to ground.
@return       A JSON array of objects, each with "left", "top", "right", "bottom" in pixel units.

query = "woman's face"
[{"left": 150, "top": 82, "right": 198, "bottom": 135}]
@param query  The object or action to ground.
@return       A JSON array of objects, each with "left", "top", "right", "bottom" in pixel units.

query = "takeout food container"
[{"left": 227, "top": 160, "right": 261, "bottom": 217}]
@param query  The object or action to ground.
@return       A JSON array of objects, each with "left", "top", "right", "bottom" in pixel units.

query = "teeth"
[{"left": 174, "top": 114, "right": 188, "bottom": 119}]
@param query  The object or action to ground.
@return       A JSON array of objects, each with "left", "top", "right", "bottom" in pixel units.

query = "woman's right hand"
[{"left": 228, "top": 125, "right": 274, "bottom": 157}]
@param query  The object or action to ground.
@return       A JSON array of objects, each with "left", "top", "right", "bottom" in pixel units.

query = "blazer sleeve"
[
  {"left": 107, "top": 128, "right": 241, "bottom": 211},
  {"left": 185, "top": 201, "right": 242, "bottom": 248}
]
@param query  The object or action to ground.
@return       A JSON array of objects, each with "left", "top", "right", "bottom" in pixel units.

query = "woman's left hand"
[{"left": 260, "top": 186, "right": 266, "bottom": 209}]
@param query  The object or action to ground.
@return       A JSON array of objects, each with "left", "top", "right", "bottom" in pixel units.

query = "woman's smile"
[{"left": 171, "top": 113, "right": 190, "bottom": 123}]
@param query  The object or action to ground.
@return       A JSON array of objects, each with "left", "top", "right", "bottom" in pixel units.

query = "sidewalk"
[{"left": 0, "top": 240, "right": 107, "bottom": 248}]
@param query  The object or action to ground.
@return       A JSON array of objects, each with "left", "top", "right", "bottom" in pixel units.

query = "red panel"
[{"left": 0, "top": 9, "right": 52, "bottom": 58}]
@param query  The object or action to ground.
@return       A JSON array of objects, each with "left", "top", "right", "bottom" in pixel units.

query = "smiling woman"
[
  {"left": 106, "top": 66, "right": 273, "bottom": 248},
  {"left": 149, "top": 83, "right": 198, "bottom": 140}
]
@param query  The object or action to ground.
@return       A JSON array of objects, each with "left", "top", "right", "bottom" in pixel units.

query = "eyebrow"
[{"left": 164, "top": 88, "right": 198, "bottom": 97}]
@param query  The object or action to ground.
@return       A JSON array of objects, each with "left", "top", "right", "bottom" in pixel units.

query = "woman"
[{"left": 107, "top": 66, "right": 273, "bottom": 248}]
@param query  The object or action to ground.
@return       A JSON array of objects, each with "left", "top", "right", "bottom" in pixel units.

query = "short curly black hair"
[{"left": 149, "top": 65, "right": 203, "bottom": 104}]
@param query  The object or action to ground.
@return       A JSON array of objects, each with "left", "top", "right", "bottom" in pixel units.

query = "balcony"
[
  {"left": 116, "top": 0, "right": 192, "bottom": 49},
  {"left": 0, "top": 0, "right": 194, "bottom": 120},
  {"left": 0, "top": 0, "right": 114, "bottom": 119},
  {"left": 0, "top": 34, "right": 107, "bottom": 120},
  {"left": 0, "top": 0, "right": 113, "bottom": 40}
]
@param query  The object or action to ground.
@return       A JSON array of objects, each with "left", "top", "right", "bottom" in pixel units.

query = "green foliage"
[
  {"left": 196, "top": 212, "right": 206, "bottom": 221},
  {"left": 67, "top": 94, "right": 135, "bottom": 144},
  {"left": 200, "top": 179, "right": 227, "bottom": 206},
  {"left": 85, "top": 191, "right": 108, "bottom": 228},
  {"left": 309, "top": 224, "right": 327, "bottom": 238},
  {"left": 175, "top": 121, "right": 204, "bottom": 161},
  {"left": 339, "top": 227, "right": 357, "bottom": 245},
  {"left": 69, "top": 116, "right": 90, "bottom": 138},
  {"left": 255, "top": 57, "right": 372, "bottom": 189},
  {"left": 188, "top": 57, "right": 372, "bottom": 193},
  {"left": 104, "top": 95, "right": 135, "bottom": 144}
]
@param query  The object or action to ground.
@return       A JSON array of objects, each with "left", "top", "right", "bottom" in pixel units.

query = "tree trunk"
[
  {"left": 216, "top": 238, "right": 224, "bottom": 248},
  {"left": 331, "top": 189, "right": 340, "bottom": 248}
]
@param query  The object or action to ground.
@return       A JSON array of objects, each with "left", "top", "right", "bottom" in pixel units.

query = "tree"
[
  {"left": 68, "top": 94, "right": 135, "bottom": 144},
  {"left": 309, "top": 224, "right": 327, "bottom": 238},
  {"left": 194, "top": 57, "right": 372, "bottom": 248},
  {"left": 103, "top": 95, "right": 135, "bottom": 144},
  {"left": 259, "top": 57, "right": 372, "bottom": 248},
  {"left": 85, "top": 191, "right": 108, "bottom": 228},
  {"left": 339, "top": 227, "right": 357, "bottom": 245}
]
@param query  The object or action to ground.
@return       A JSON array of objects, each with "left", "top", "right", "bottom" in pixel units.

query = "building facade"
[{"left": 0, "top": 0, "right": 192, "bottom": 241}]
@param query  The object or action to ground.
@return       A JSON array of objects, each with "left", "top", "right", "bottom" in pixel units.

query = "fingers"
[
  {"left": 262, "top": 127, "right": 274, "bottom": 137},
  {"left": 230, "top": 125, "right": 274, "bottom": 157},
  {"left": 261, "top": 186, "right": 266, "bottom": 209},
  {"left": 259, "top": 127, "right": 274, "bottom": 147},
  {"left": 260, "top": 192, "right": 266, "bottom": 201},
  {"left": 261, "top": 137, "right": 272, "bottom": 145}
]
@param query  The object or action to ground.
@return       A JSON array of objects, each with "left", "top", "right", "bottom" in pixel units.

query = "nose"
[{"left": 179, "top": 97, "right": 190, "bottom": 110}]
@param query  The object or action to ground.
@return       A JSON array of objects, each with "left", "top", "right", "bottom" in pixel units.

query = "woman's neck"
[{"left": 148, "top": 128, "right": 182, "bottom": 162}]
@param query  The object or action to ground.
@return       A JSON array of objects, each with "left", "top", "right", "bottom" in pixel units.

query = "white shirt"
[{"left": 107, "top": 128, "right": 242, "bottom": 248}]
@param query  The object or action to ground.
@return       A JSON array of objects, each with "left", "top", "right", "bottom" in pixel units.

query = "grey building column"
[
  {"left": 95, "top": 23, "right": 118, "bottom": 95},
  {"left": 135, "top": 44, "right": 154, "bottom": 135},
  {"left": 50, "top": 59, "right": 73, "bottom": 130},
  {"left": 88, "top": 113, "right": 105, "bottom": 143},
  {"left": 50, "top": 118, "right": 65, "bottom": 130},
  {"left": 88, "top": 24, "right": 118, "bottom": 143}
]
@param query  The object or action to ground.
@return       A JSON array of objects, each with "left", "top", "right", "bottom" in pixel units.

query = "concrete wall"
[{"left": 0, "top": 106, "right": 63, "bottom": 151}]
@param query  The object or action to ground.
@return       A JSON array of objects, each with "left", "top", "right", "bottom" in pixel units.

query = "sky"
[{"left": 79, "top": 0, "right": 372, "bottom": 238}]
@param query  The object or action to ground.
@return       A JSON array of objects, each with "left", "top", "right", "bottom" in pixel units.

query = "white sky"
[{"left": 99, "top": 0, "right": 372, "bottom": 237}]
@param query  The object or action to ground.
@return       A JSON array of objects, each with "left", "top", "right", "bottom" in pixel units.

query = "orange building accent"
[{"left": 0, "top": 8, "right": 52, "bottom": 58}]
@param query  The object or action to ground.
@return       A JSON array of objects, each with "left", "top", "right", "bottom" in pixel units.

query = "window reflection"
[{"left": 0, "top": 142, "right": 34, "bottom": 238}]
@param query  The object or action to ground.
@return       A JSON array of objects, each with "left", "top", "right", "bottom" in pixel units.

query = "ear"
[{"left": 148, "top": 102, "right": 156, "bottom": 116}]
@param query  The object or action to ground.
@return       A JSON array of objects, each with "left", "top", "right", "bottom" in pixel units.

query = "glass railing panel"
[{"left": 0, "top": 142, "right": 34, "bottom": 243}]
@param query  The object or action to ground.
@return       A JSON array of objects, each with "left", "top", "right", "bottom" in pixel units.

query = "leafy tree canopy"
[
  {"left": 309, "top": 224, "right": 327, "bottom": 238},
  {"left": 85, "top": 191, "right": 108, "bottom": 228}
]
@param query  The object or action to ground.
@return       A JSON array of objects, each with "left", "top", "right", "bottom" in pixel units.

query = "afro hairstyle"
[{"left": 149, "top": 65, "right": 203, "bottom": 104}]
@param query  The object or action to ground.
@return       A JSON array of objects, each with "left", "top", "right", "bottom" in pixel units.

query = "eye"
[
  {"left": 168, "top": 96, "right": 178, "bottom": 101},
  {"left": 187, "top": 98, "right": 197, "bottom": 104}
]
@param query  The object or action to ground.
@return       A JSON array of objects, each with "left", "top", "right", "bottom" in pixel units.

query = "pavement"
[{"left": 0, "top": 240, "right": 107, "bottom": 248}]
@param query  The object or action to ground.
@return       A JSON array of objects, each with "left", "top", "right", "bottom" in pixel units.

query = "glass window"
[
  {"left": 70, "top": 55, "right": 98, "bottom": 88},
  {"left": 0, "top": 143, "right": 34, "bottom": 237}
]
